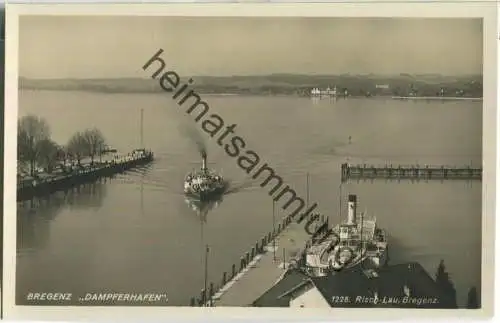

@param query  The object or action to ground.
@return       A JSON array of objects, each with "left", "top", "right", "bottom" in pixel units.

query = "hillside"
[{"left": 18, "top": 73, "right": 483, "bottom": 97}]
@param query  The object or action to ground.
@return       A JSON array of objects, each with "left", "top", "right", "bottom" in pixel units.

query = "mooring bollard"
[
  {"left": 255, "top": 242, "right": 259, "bottom": 254},
  {"left": 209, "top": 282, "right": 214, "bottom": 298},
  {"left": 245, "top": 251, "right": 250, "bottom": 264},
  {"left": 240, "top": 257, "right": 245, "bottom": 270},
  {"left": 268, "top": 232, "right": 272, "bottom": 241},
  {"left": 190, "top": 297, "right": 195, "bottom": 306},
  {"left": 251, "top": 247, "right": 255, "bottom": 258},
  {"left": 232, "top": 264, "right": 236, "bottom": 277},
  {"left": 222, "top": 271, "right": 227, "bottom": 285},
  {"left": 200, "top": 289, "right": 206, "bottom": 304}
]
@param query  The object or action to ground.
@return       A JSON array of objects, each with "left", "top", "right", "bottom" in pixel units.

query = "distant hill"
[{"left": 18, "top": 74, "right": 483, "bottom": 97}]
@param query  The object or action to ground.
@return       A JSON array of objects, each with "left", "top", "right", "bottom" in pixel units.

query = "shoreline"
[{"left": 18, "top": 88, "right": 483, "bottom": 100}]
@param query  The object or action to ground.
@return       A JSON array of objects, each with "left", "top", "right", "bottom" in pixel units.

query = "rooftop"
[
  {"left": 252, "top": 270, "right": 310, "bottom": 307},
  {"left": 252, "top": 262, "right": 457, "bottom": 308}
]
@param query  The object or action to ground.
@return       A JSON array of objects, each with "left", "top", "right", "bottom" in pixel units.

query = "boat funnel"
[
  {"left": 201, "top": 151, "right": 207, "bottom": 172},
  {"left": 347, "top": 194, "right": 357, "bottom": 226}
]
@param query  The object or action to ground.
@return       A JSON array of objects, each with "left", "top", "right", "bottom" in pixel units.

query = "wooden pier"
[
  {"left": 341, "top": 162, "right": 482, "bottom": 182},
  {"left": 189, "top": 213, "right": 328, "bottom": 307},
  {"left": 17, "top": 151, "right": 154, "bottom": 201}
]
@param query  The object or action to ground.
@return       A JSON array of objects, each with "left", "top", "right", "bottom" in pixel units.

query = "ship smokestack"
[
  {"left": 347, "top": 194, "right": 357, "bottom": 226},
  {"left": 201, "top": 151, "right": 207, "bottom": 172}
]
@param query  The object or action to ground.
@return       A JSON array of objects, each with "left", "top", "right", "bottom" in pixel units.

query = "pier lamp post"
[
  {"left": 282, "top": 248, "right": 286, "bottom": 270},
  {"left": 204, "top": 244, "right": 209, "bottom": 306},
  {"left": 272, "top": 199, "right": 276, "bottom": 261}
]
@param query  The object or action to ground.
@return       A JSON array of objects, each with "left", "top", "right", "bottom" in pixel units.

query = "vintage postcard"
[
  {"left": 0, "top": 2, "right": 4, "bottom": 318},
  {"left": 2, "top": 2, "right": 496, "bottom": 321}
]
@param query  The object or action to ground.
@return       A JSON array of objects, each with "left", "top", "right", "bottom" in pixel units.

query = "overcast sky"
[{"left": 19, "top": 16, "right": 482, "bottom": 78}]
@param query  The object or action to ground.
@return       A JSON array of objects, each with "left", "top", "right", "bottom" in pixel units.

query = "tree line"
[
  {"left": 435, "top": 259, "right": 479, "bottom": 309},
  {"left": 18, "top": 115, "right": 107, "bottom": 176}
]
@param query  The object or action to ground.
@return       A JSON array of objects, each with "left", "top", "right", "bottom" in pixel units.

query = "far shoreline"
[
  {"left": 391, "top": 96, "right": 482, "bottom": 101},
  {"left": 18, "top": 87, "right": 483, "bottom": 101}
]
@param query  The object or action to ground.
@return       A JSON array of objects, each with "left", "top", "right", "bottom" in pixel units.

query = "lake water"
[{"left": 16, "top": 90, "right": 482, "bottom": 307}]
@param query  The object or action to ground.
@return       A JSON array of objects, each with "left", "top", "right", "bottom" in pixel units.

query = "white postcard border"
[{"left": 3, "top": 2, "right": 497, "bottom": 321}]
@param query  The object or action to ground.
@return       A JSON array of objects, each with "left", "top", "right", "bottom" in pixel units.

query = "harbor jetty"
[
  {"left": 17, "top": 149, "right": 154, "bottom": 201},
  {"left": 341, "top": 162, "right": 482, "bottom": 183},
  {"left": 391, "top": 96, "right": 482, "bottom": 101},
  {"left": 189, "top": 213, "right": 327, "bottom": 307}
]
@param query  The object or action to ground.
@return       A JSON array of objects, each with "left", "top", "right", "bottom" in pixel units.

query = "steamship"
[
  {"left": 184, "top": 151, "right": 228, "bottom": 202},
  {"left": 304, "top": 194, "right": 388, "bottom": 277}
]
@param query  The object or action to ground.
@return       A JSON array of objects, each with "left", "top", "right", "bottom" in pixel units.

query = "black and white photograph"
[
  {"left": 0, "top": 2, "right": 5, "bottom": 317},
  {"left": 2, "top": 2, "right": 496, "bottom": 321}
]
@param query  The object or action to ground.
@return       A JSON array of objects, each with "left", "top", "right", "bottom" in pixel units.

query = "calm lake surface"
[{"left": 17, "top": 90, "right": 482, "bottom": 307}]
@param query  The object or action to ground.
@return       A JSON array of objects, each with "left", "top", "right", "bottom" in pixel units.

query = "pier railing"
[
  {"left": 17, "top": 150, "right": 154, "bottom": 201},
  {"left": 190, "top": 213, "right": 327, "bottom": 307},
  {"left": 191, "top": 218, "right": 291, "bottom": 307},
  {"left": 341, "top": 162, "right": 482, "bottom": 183}
]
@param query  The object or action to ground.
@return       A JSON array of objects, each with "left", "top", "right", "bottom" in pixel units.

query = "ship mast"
[
  {"left": 360, "top": 208, "right": 365, "bottom": 250},
  {"left": 140, "top": 108, "right": 144, "bottom": 148},
  {"left": 306, "top": 173, "right": 310, "bottom": 209},
  {"left": 339, "top": 183, "right": 342, "bottom": 220}
]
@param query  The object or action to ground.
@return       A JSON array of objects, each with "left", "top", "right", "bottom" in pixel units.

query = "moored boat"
[{"left": 303, "top": 194, "right": 388, "bottom": 277}]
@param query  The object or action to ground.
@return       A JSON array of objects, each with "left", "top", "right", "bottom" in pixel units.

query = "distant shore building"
[
  {"left": 375, "top": 84, "right": 390, "bottom": 89},
  {"left": 311, "top": 86, "right": 337, "bottom": 97}
]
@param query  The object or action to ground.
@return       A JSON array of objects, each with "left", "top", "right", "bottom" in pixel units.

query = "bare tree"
[
  {"left": 17, "top": 115, "right": 51, "bottom": 176},
  {"left": 36, "top": 139, "right": 60, "bottom": 173},
  {"left": 66, "top": 131, "right": 87, "bottom": 166},
  {"left": 81, "top": 128, "right": 106, "bottom": 165},
  {"left": 435, "top": 259, "right": 458, "bottom": 308}
]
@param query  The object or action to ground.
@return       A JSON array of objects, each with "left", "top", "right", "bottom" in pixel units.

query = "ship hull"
[
  {"left": 354, "top": 246, "right": 390, "bottom": 271},
  {"left": 184, "top": 185, "right": 227, "bottom": 202},
  {"left": 329, "top": 246, "right": 389, "bottom": 274},
  {"left": 305, "top": 224, "right": 389, "bottom": 276}
]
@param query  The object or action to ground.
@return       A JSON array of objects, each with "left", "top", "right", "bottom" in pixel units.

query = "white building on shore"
[{"left": 310, "top": 86, "right": 337, "bottom": 97}]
